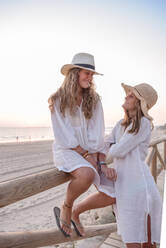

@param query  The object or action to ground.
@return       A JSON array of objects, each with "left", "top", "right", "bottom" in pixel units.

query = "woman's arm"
[
  {"left": 108, "top": 117, "right": 151, "bottom": 159},
  {"left": 87, "top": 99, "right": 105, "bottom": 153},
  {"left": 51, "top": 100, "right": 79, "bottom": 149},
  {"left": 97, "top": 152, "right": 117, "bottom": 181}
]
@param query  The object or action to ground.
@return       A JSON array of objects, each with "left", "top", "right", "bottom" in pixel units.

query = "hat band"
[
  {"left": 134, "top": 87, "right": 143, "bottom": 98},
  {"left": 74, "top": 63, "right": 95, "bottom": 70}
]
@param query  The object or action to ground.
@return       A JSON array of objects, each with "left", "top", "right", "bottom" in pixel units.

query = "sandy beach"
[
  {"left": 0, "top": 128, "right": 165, "bottom": 248},
  {"left": 0, "top": 140, "right": 115, "bottom": 248}
]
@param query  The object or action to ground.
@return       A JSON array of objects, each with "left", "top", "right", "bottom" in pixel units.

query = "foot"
[
  {"left": 71, "top": 207, "right": 85, "bottom": 236},
  {"left": 60, "top": 202, "right": 72, "bottom": 236}
]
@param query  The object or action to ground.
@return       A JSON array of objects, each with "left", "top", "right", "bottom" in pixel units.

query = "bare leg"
[
  {"left": 71, "top": 191, "right": 116, "bottom": 235},
  {"left": 59, "top": 167, "right": 95, "bottom": 235}
]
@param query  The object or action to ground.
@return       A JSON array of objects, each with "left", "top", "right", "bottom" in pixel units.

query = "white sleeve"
[
  {"left": 108, "top": 117, "right": 151, "bottom": 159},
  {"left": 51, "top": 100, "right": 79, "bottom": 149},
  {"left": 104, "top": 121, "right": 119, "bottom": 154},
  {"left": 87, "top": 99, "right": 106, "bottom": 153}
]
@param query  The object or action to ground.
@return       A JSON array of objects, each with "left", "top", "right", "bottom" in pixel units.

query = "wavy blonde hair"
[
  {"left": 121, "top": 100, "right": 144, "bottom": 134},
  {"left": 48, "top": 68, "right": 100, "bottom": 119}
]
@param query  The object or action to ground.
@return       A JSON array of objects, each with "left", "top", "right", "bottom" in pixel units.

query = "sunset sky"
[{"left": 0, "top": 0, "right": 166, "bottom": 127}]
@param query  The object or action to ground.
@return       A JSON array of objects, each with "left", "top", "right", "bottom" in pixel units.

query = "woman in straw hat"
[
  {"left": 72, "top": 83, "right": 162, "bottom": 248},
  {"left": 48, "top": 52, "right": 116, "bottom": 237}
]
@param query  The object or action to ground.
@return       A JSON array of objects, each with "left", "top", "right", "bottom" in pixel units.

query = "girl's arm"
[
  {"left": 51, "top": 100, "right": 79, "bottom": 149},
  {"left": 108, "top": 117, "right": 151, "bottom": 159},
  {"left": 87, "top": 99, "right": 105, "bottom": 153}
]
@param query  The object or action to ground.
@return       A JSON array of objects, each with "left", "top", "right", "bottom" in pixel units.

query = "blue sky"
[{"left": 0, "top": 0, "right": 166, "bottom": 126}]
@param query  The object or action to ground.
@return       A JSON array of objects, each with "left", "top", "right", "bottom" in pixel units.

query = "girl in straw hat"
[
  {"left": 72, "top": 83, "right": 162, "bottom": 248},
  {"left": 48, "top": 52, "right": 116, "bottom": 237}
]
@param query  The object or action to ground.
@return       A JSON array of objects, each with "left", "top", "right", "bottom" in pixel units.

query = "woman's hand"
[
  {"left": 71, "top": 145, "right": 87, "bottom": 156},
  {"left": 101, "top": 166, "right": 117, "bottom": 181},
  {"left": 85, "top": 154, "right": 98, "bottom": 171}
]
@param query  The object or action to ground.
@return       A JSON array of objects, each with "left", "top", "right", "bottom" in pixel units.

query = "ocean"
[
  {"left": 0, "top": 127, "right": 54, "bottom": 143},
  {"left": 0, "top": 126, "right": 113, "bottom": 143}
]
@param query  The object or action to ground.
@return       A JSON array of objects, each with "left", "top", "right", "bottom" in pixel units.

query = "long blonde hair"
[
  {"left": 48, "top": 68, "right": 100, "bottom": 119},
  {"left": 121, "top": 100, "right": 144, "bottom": 134}
]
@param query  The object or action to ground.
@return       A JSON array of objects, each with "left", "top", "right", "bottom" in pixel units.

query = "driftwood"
[
  {"left": 0, "top": 223, "right": 117, "bottom": 248},
  {"left": 0, "top": 168, "right": 70, "bottom": 208},
  {"left": 151, "top": 145, "right": 157, "bottom": 182},
  {"left": 146, "top": 147, "right": 156, "bottom": 166}
]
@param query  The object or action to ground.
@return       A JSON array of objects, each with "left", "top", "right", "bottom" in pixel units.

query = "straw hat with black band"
[
  {"left": 121, "top": 83, "right": 158, "bottom": 121},
  {"left": 61, "top": 52, "right": 103, "bottom": 76}
]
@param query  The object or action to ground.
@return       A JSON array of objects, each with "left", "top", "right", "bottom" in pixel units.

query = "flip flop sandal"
[
  {"left": 71, "top": 219, "right": 84, "bottom": 237},
  {"left": 53, "top": 207, "right": 71, "bottom": 237}
]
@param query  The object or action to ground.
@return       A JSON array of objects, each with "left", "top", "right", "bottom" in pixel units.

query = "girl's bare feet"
[
  {"left": 60, "top": 202, "right": 72, "bottom": 236},
  {"left": 71, "top": 207, "right": 85, "bottom": 236}
]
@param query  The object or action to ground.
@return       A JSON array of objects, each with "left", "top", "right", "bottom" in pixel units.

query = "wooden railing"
[
  {"left": 0, "top": 136, "right": 165, "bottom": 248},
  {"left": 146, "top": 136, "right": 166, "bottom": 182}
]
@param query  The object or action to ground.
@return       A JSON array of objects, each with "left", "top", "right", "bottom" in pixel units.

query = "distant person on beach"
[
  {"left": 73, "top": 83, "right": 162, "bottom": 248},
  {"left": 48, "top": 53, "right": 116, "bottom": 237}
]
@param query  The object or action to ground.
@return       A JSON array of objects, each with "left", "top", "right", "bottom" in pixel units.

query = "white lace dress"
[
  {"left": 50, "top": 98, "right": 115, "bottom": 197},
  {"left": 101, "top": 117, "right": 162, "bottom": 244}
]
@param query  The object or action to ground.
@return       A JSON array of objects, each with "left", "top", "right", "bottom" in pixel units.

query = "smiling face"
[
  {"left": 78, "top": 69, "right": 94, "bottom": 89},
  {"left": 122, "top": 91, "right": 139, "bottom": 112}
]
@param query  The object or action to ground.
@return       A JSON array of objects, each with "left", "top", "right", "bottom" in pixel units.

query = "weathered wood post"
[
  {"left": 164, "top": 141, "right": 166, "bottom": 166},
  {"left": 0, "top": 168, "right": 70, "bottom": 208},
  {"left": 151, "top": 145, "right": 157, "bottom": 182},
  {"left": 0, "top": 223, "right": 117, "bottom": 248}
]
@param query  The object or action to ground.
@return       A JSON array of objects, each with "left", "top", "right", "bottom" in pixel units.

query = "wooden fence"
[{"left": 0, "top": 136, "right": 166, "bottom": 248}]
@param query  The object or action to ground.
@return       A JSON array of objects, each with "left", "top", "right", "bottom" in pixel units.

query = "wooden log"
[
  {"left": 164, "top": 141, "right": 166, "bottom": 166},
  {"left": 157, "top": 166, "right": 163, "bottom": 177},
  {"left": 0, "top": 168, "right": 70, "bottom": 208},
  {"left": 77, "top": 234, "right": 109, "bottom": 248},
  {"left": 149, "top": 136, "right": 166, "bottom": 147},
  {"left": 146, "top": 147, "right": 156, "bottom": 166},
  {"left": 151, "top": 146, "right": 157, "bottom": 182},
  {"left": 0, "top": 223, "right": 117, "bottom": 248},
  {"left": 156, "top": 146, "right": 166, "bottom": 170}
]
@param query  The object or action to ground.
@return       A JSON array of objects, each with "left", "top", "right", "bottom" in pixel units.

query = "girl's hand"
[
  {"left": 101, "top": 166, "right": 117, "bottom": 181},
  {"left": 85, "top": 154, "right": 98, "bottom": 171}
]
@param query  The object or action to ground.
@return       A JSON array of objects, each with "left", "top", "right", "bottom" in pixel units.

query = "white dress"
[
  {"left": 101, "top": 117, "right": 162, "bottom": 244},
  {"left": 51, "top": 98, "right": 115, "bottom": 197}
]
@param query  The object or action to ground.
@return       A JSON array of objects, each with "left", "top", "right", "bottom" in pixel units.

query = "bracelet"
[
  {"left": 110, "top": 142, "right": 115, "bottom": 147},
  {"left": 98, "top": 161, "right": 107, "bottom": 166},
  {"left": 83, "top": 151, "right": 89, "bottom": 158},
  {"left": 80, "top": 150, "right": 87, "bottom": 156},
  {"left": 84, "top": 154, "right": 91, "bottom": 159}
]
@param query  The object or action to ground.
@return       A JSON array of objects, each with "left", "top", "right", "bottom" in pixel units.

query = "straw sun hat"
[
  {"left": 121, "top": 83, "right": 158, "bottom": 121},
  {"left": 61, "top": 52, "right": 103, "bottom": 76}
]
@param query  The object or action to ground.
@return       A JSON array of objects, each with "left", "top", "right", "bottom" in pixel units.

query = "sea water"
[{"left": 0, "top": 127, "right": 113, "bottom": 143}]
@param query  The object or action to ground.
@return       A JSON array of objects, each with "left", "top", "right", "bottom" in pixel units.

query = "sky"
[{"left": 0, "top": 0, "right": 166, "bottom": 127}]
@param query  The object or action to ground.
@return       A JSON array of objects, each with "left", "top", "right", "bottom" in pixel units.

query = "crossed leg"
[
  {"left": 71, "top": 191, "right": 116, "bottom": 235},
  {"left": 59, "top": 167, "right": 95, "bottom": 236}
]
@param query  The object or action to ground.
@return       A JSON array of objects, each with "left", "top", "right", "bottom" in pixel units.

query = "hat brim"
[
  {"left": 61, "top": 64, "right": 103, "bottom": 76},
  {"left": 121, "top": 83, "right": 153, "bottom": 121}
]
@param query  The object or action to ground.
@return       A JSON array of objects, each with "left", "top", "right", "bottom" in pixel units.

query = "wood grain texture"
[
  {"left": 0, "top": 168, "right": 70, "bottom": 208},
  {"left": 0, "top": 223, "right": 117, "bottom": 248}
]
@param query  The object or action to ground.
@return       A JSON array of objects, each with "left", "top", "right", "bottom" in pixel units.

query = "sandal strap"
[
  {"left": 73, "top": 221, "right": 83, "bottom": 228},
  {"left": 63, "top": 202, "right": 72, "bottom": 208},
  {"left": 60, "top": 218, "right": 71, "bottom": 228}
]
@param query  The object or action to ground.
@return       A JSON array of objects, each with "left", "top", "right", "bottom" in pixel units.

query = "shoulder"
[
  {"left": 94, "top": 96, "right": 103, "bottom": 110},
  {"left": 141, "top": 117, "right": 151, "bottom": 129},
  {"left": 50, "top": 97, "right": 60, "bottom": 114},
  {"left": 115, "top": 119, "right": 124, "bottom": 128},
  {"left": 111, "top": 119, "right": 124, "bottom": 133}
]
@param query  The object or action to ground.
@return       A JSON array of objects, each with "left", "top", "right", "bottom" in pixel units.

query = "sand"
[
  {"left": 0, "top": 140, "right": 115, "bottom": 248},
  {"left": 0, "top": 128, "right": 165, "bottom": 248}
]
